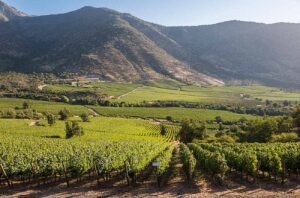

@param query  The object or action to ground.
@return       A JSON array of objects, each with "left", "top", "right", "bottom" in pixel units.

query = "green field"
[
  {"left": 0, "top": 98, "right": 89, "bottom": 115},
  {"left": 116, "top": 85, "right": 300, "bottom": 103},
  {"left": 90, "top": 106, "right": 256, "bottom": 121},
  {"left": 0, "top": 116, "right": 169, "bottom": 141},
  {"left": 44, "top": 80, "right": 300, "bottom": 104},
  {"left": 45, "top": 82, "right": 142, "bottom": 98}
]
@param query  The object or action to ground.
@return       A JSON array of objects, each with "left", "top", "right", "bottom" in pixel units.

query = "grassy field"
[
  {"left": 44, "top": 80, "right": 300, "bottom": 104},
  {"left": 0, "top": 116, "right": 168, "bottom": 141},
  {"left": 90, "top": 106, "right": 256, "bottom": 121},
  {"left": 116, "top": 85, "right": 300, "bottom": 103},
  {"left": 0, "top": 98, "right": 89, "bottom": 115},
  {"left": 45, "top": 82, "right": 142, "bottom": 97}
]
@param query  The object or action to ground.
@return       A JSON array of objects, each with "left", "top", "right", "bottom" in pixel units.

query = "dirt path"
[
  {"left": 2, "top": 178, "right": 298, "bottom": 198},
  {"left": 117, "top": 86, "right": 144, "bottom": 100},
  {"left": 37, "top": 84, "right": 47, "bottom": 90},
  {"left": 29, "top": 119, "right": 40, "bottom": 126},
  {"left": 165, "top": 144, "right": 185, "bottom": 186},
  {"left": 88, "top": 108, "right": 100, "bottom": 116}
]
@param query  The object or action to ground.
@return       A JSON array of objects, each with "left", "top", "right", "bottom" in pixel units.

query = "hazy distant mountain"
[
  {"left": 0, "top": 0, "right": 27, "bottom": 22},
  {"left": 0, "top": 4, "right": 300, "bottom": 87}
]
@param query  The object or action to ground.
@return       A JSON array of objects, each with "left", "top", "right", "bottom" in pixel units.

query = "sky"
[{"left": 3, "top": 0, "right": 300, "bottom": 26}]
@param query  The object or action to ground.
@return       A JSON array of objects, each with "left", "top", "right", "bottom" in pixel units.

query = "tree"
[
  {"left": 23, "top": 101, "right": 31, "bottom": 109},
  {"left": 166, "top": 116, "right": 173, "bottom": 122},
  {"left": 58, "top": 108, "right": 70, "bottom": 120},
  {"left": 195, "top": 122, "right": 207, "bottom": 140},
  {"left": 229, "top": 125, "right": 239, "bottom": 133},
  {"left": 219, "top": 123, "right": 224, "bottom": 131},
  {"left": 65, "top": 121, "right": 84, "bottom": 139},
  {"left": 266, "top": 99, "right": 272, "bottom": 106},
  {"left": 179, "top": 120, "right": 207, "bottom": 143},
  {"left": 283, "top": 100, "right": 290, "bottom": 106},
  {"left": 215, "top": 116, "right": 223, "bottom": 124},
  {"left": 160, "top": 124, "right": 167, "bottom": 136},
  {"left": 4, "top": 108, "right": 16, "bottom": 118},
  {"left": 277, "top": 116, "right": 293, "bottom": 133},
  {"left": 246, "top": 118, "right": 277, "bottom": 142},
  {"left": 47, "top": 113, "right": 56, "bottom": 126},
  {"left": 291, "top": 106, "right": 300, "bottom": 130},
  {"left": 80, "top": 113, "right": 90, "bottom": 122},
  {"left": 239, "top": 117, "right": 248, "bottom": 123},
  {"left": 61, "top": 96, "right": 70, "bottom": 103}
]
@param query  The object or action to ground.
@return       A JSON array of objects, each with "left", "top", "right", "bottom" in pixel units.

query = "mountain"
[
  {"left": 156, "top": 21, "right": 300, "bottom": 87},
  {"left": 0, "top": 4, "right": 300, "bottom": 87},
  {"left": 0, "top": 6, "right": 222, "bottom": 86},
  {"left": 122, "top": 17, "right": 300, "bottom": 87},
  {"left": 0, "top": 1, "right": 27, "bottom": 22}
]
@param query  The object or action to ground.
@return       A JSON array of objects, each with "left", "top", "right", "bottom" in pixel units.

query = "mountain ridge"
[
  {"left": 0, "top": 0, "right": 28, "bottom": 22},
  {"left": 0, "top": 4, "right": 300, "bottom": 87}
]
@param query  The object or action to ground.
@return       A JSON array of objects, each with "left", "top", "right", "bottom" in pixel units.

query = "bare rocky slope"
[{"left": 0, "top": 0, "right": 27, "bottom": 22}]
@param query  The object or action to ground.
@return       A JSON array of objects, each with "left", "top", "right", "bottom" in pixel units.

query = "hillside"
[
  {"left": 0, "top": 3, "right": 300, "bottom": 87},
  {"left": 0, "top": 0, "right": 27, "bottom": 22},
  {"left": 0, "top": 6, "right": 222, "bottom": 86},
  {"left": 157, "top": 21, "right": 300, "bottom": 87}
]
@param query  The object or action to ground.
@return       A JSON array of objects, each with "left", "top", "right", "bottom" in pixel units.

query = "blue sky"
[{"left": 3, "top": 0, "right": 300, "bottom": 26}]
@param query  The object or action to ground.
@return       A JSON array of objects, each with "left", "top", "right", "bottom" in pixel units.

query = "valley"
[
  {"left": 0, "top": 1, "right": 300, "bottom": 197},
  {"left": 0, "top": 74, "right": 300, "bottom": 197}
]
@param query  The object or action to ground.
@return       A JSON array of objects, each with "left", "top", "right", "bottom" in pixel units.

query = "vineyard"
[
  {"left": 1, "top": 130, "right": 299, "bottom": 190},
  {"left": 0, "top": 117, "right": 179, "bottom": 141},
  {"left": 0, "top": 81, "right": 300, "bottom": 197},
  {"left": 0, "top": 98, "right": 89, "bottom": 115},
  {"left": 90, "top": 106, "right": 255, "bottom": 122},
  {"left": 187, "top": 143, "right": 300, "bottom": 184},
  {"left": 0, "top": 134, "right": 168, "bottom": 187}
]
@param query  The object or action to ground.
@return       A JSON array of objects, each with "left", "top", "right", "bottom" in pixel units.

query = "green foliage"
[
  {"left": 61, "top": 96, "right": 70, "bottom": 103},
  {"left": 216, "top": 135, "right": 236, "bottom": 143},
  {"left": 246, "top": 118, "right": 277, "bottom": 142},
  {"left": 291, "top": 106, "right": 300, "bottom": 130},
  {"left": 154, "top": 144, "right": 175, "bottom": 187},
  {"left": 188, "top": 143, "right": 228, "bottom": 178},
  {"left": 179, "top": 120, "right": 206, "bottom": 143},
  {"left": 215, "top": 116, "right": 223, "bottom": 123},
  {"left": 46, "top": 113, "right": 56, "bottom": 126},
  {"left": 166, "top": 116, "right": 173, "bottom": 122},
  {"left": 0, "top": 134, "right": 168, "bottom": 181},
  {"left": 65, "top": 121, "right": 84, "bottom": 139},
  {"left": 194, "top": 143, "right": 300, "bottom": 180},
  {"left": 80, "top": 113, "right": 90, "bottom": 122},
  {"left": 1, "top": 108, "right": 16, "bottom": 118},
  {"left": 271, "top": 133, "right": 299, "bottom": 143},
  {"left": 22, "top": 101, "right": 31, "bottom": 109},
  {"left": 277, "top": 117, "right": 293, "bottom": 133},
  {"left": 59, "top": 108, "right": 71, "bottom": 120},
  {"left": 180, "top": 144, "right": 196, "bottom": 183},
  {"left": 160, "top": 124, "right": 167, "bottom": 136}
]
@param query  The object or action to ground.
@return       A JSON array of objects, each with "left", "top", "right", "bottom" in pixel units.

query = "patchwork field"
[
  {"left": 44, "top": 81, "right": 300, "bottom": 104},
  {"left": 90, "top": 106, "right": 256, "bottom": 121},
  {"left": 0, "top": 98, "right": 89, "bottom": 115},
  {"left": 116, "top": 85, "right": 300, "bottom": 103}
]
